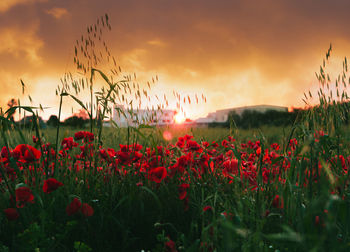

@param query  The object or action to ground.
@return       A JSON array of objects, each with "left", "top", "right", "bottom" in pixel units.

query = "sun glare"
[{"left": 174, "top": 113, "right": 185, "bottom": 124}]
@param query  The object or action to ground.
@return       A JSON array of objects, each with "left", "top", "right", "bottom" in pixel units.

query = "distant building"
[
  {"left": 195, "top": 104, "right": 288, "bottom": 124},
  {"left": 112, "top": 104, "right": 176, "bottom": 127},
  {"left": 195, "top": 117, "right": 215, "bottom": 124}
]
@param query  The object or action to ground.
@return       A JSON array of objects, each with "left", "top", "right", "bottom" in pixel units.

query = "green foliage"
[
  {"left": 210, "top": 109, "right": 300, "bottom": 129},
  {"left": 231, "top": 109, "right": 298, "bottom": 128},
  {"left": 303, "top": 44, "right": 350, "bottom": 136},
  {"left": 74, "top": 241, "right": 92, "bottom": 252},
  {"left": 63, "top": 116, "right": 89, "bottom": 128},
  {"left": 17, "top": 115, "right": 46, "bottom": 129},
  {"left": 2, "top": 14, "right": 350, "bottom": 252},
  {"left": 47, "top": 115, "right": 60, "bottom": 127},
  {"left": 0, "top": 243, "right": 9, "bottom": 252}
]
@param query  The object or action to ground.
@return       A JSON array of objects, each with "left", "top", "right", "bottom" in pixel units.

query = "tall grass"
[{"left": 0, "top": 17, "right": 350, "bottom": 252}]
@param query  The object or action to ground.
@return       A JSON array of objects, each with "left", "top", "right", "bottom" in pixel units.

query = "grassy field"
[
  {"left": 2, "top": 124, "right": 292, "bottom": 148},
  {"left": 1, "top": 31, "right": 350, "bottom": 251},
  {"left": 0, "top": 119, "right": 350, "bottom": 251}
]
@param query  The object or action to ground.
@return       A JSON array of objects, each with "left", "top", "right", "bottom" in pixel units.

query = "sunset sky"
[{"left": 1, "top": 0, "right": 350, "bottom": 120}]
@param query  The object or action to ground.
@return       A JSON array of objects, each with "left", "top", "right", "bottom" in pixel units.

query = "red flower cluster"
[
  {"left": 43, "top": 178, "right": 63, "bottom": 193},
  {"left": 165, "top": 238, "right": 177, "bottom": 252},
  {"left": 272, "top": 195, "right": 284, "bottom": 209},
  {"left": 61, "top": 137, "right": 78, "bottom": 150},
  {"left": 203, "top": 205, "right": 213, "bottom": 212},
  {"left": 66, "top": 198, "right": 81, "bottom": 216},
  {"left": 4, "top": 208, "right": 19, "bottom": 221},
  {"left": 148, "top": 166, "right": 167, "bottom": 183},
  {"left": 12, "top": 144, "right": 41, "bottom": 163},
  {"left": 16, "top": 187, "right": 34, "bottom": 208},
  {"left": 74, "top": 131, "right": 94, "bottom": 142},
  {"left": 178, "top": 183, "right": 190, "bottom": 200},
  {"left": 81, "top": 203, "right": 94, "bottom": 217},
  {"left": 66, "top": 198, "right": 94, "bottom": 217},
  {"left": 2, "top": 130, "right": 349, "bottom": 228}
]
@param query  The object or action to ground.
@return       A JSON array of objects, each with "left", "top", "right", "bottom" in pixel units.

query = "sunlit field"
[
  {"left": 1, "top": 13, "right": 350, "bottom": 252},
  {"left": 1, "top": 119, "right": 350, "bottom": 251},
  {"left": 1, "top": 125, "right": 291, "bottom": 149}
]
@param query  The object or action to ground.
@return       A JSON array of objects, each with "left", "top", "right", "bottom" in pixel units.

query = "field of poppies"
[
  {"left": 1, "top": 15, "right": 350, "bottom": 251},
  {"left": 0, "top": 118, "right": 350, "bottom": 251}
]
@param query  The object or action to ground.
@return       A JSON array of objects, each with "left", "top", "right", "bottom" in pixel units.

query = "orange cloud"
[
  {"left": 0, "top": 0, "right": 46, "bottom": 13},
  {"left": 147, "top": 39, "right": 167, "bottom": 47},
  {"left": 0, "top": 24, "right": 44, "bottom": 64},
  {"left": 46, "top": 7, "right": 68, "bottom": 19},
  {"left": 1, "top": 0, "right": 350, "bottom": 121}
]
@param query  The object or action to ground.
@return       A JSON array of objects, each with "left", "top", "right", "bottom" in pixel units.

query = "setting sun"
[
  {"left": 174, "top": 113, "right": 185, "bottom": 124},
  {"left": 1, "top": 1, "right": 350, "bottom": 251}
]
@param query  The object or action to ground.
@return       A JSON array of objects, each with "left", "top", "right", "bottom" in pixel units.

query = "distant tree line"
[
  {"left": 209, "top": 109, "right": 302, "bottom": 129},
  {"left": 14, "top": 108, "right": 91, "bottom": 129},
  {"left": 11, "top": 101, "right": 350, "bottom": 130},
  {"left": 17, "top": 115, "right": 47, "bottom": 129},
  {"left": 16, "top": 115, "right": 90, "bottom": 129}
]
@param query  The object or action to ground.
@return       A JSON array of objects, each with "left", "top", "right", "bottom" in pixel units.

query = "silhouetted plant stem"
[{"left": 53, "top": 94, "right": 63, "bottom": 177}]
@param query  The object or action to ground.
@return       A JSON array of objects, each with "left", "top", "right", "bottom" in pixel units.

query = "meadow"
[
  {"left": 1, "top": 15, "right": 350, "bottom": 251},
  {"left": 0, "top": 118, "right": 350, "bottom": 251},
  {"left": 1, "top": 125, "right": 291, "bottom": 149}
]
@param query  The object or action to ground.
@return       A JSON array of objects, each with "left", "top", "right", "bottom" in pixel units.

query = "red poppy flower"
[
  {"left": 272, "top": 195, "right": 284, "bottom": 209},
  {"left": 165, "top": 238, "right": 177, "bottom": 252},
  {"left": 1, "top": 146, "right": 10, "bottom": 158},
  {"left": 178, "top": 183, "right": 190, "bottom": 200},
  {"left": 66, "top": 198, "right": 82, "bottom": 216},
  {"left": 99, "top": 148, "right": 108, "bottom": 159},
  {"left": 289, "top": 139, "right": 297, "bottom": 151},
  {"left": 203, "top": 205, "right": 213, "bottom": 212},
  {"left": 107, "top": 148, "right": 117, "bottom": 157},
  {"left": 315, "top": 215, "right": 320, "bottom": 226},
  {"left": 271, "top": 143, "right": 280, "bottom": 151},
  {"left": 13, "top": 144, "right": 41, "bottom": 163},
  {"left": 177, "top": 154, "right": 191, "bottom": 167},
  {"left": 74, "top": 131, "right": 94, "bottom": 142},
  {"left": 61, "top": 137, "right": 78, "bottom": 150},
  {"left": 117, "top": 150, "right": 130, "bottom": 163},
  {"left": 223, "top": 159, "right": 239, "bottom": 176},
  {"left": 222, "top": 139, "right": 229, "bottom": 148},
  {"left": 256, "top": 147, "right": 261, "bottom": 156},
  {"left": 0, "top": 146, "right": 10, "bottom": 163},
  {"left": 15, "top": 187, "right": 34, "bottom": 207},
  {"left": 202, "top": 141, "right": 209, "bottom": 148},
  {"left": 99, "top": 148, "right": 116, "bottom": 161},
  {"left": 148, "top": 166, "right": 167, "bottom": 183},
  {"left": 43, "top": 178, "right": 63, "bottom": 193},
  {"left": 81, "top": 203, "right": 94, "bottom": 217},
  {"left": 228, "top": 136, "right": 235, "bottom": 142},
  {"left": 186, "top": 140, "right": 202, "bottom": 152},
  {"left": 32, "top": 136, "right": 38, "bottom": 143},
  {"left": 78, "top": 144, "right": 94, "bottom": 158},
  {"left": 183, "top": 134, "right": 193, "bottom": 141},
  {"left": 176, "top": 138, "right": 185, "bottom": 148},
  {"left": 131, "top": 143, "right": 143, "bottom": 151},
  {"left": 4, "top": 208, "right": 19, "bottom": 221},
  {"left": 211, "top": 141, "right": 219, "bottom": 148}
]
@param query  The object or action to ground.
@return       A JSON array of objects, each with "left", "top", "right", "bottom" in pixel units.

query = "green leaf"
[
  {"left": 265, "top": 225, "right": 302, "bottom": 243},
  {"left": 20, "top": 79, "right": 26, "bottom": 94},
  {"left": 140, "top": 186, "right": 162, "bottom": 217},
  {"left": 91, "top": 68, "right": 111, "bottom": 85},
  {"left": 271, "top": 156, "right": 285, "bottom": 165},
  {"left": 32, "top": 191, "right": 44, "bottom": 208},
  {"left": 69, "top": 94, "right": 92, "bottom": 118}
]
